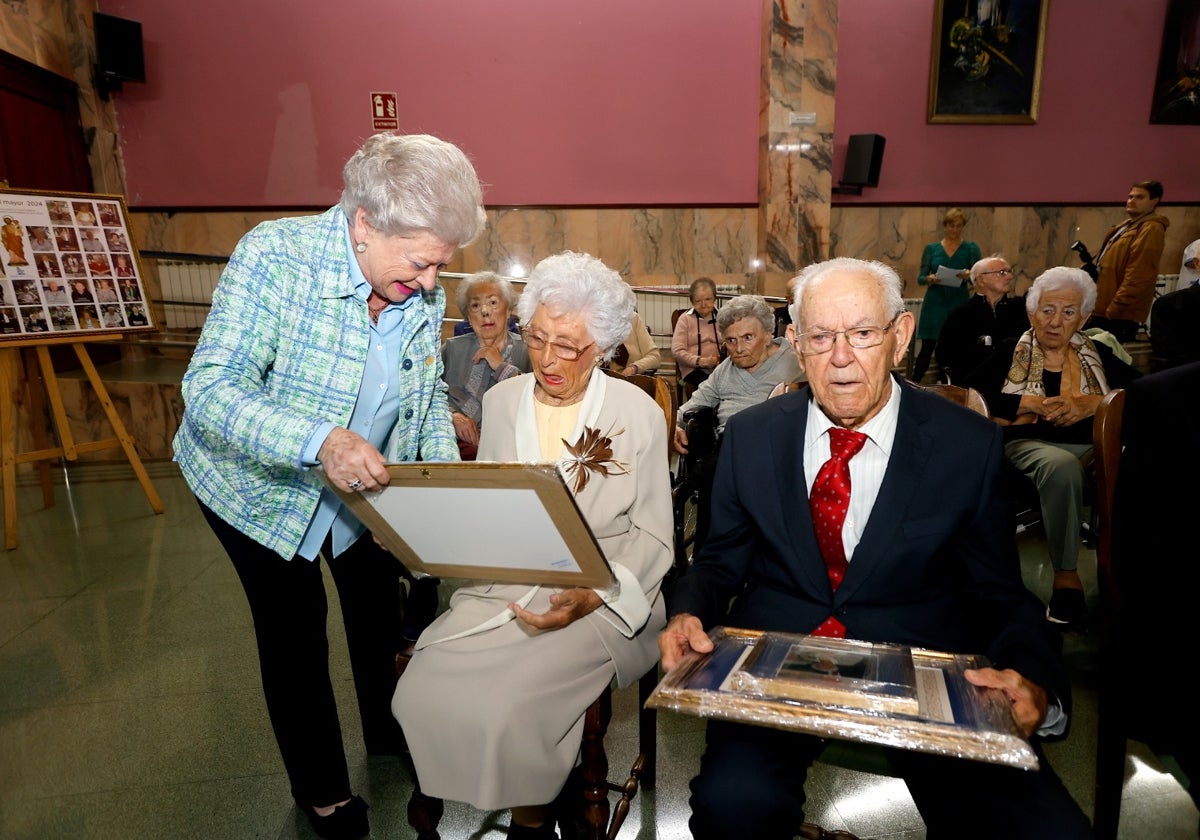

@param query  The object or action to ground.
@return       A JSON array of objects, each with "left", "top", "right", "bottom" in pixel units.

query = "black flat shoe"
[{"left": 302, "top": 795, "right": 369, "bottom": 840}]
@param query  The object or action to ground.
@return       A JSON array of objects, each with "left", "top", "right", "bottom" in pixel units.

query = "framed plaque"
[
  {"left": 647, "top": 626, "right": 1038, "bottom": 770},
  {"left": 323, "top": 461, "right": 615, "bottom": 588},
  {"left": 0, "top": 188, "right": 153, "bottom": 341}
]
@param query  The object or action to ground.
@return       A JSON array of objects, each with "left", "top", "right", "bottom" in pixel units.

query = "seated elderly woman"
[
  {"left": 442, "top": 270, "right": 531, "bottom": 459},
  {"left": 672, "top": 276, "right": 723, "bottom": 392},
  {"left": 971, "top": 266, "right": 1141, "bottom": 631},
  {"left": 392, "top": 251, "right": 673, "bottom": 840},
  {"left": 604, "top": 311, "right": 661, "bottom": 376},
  {"left": 673, "top": 294, "right": 805, "bottom": 553}
]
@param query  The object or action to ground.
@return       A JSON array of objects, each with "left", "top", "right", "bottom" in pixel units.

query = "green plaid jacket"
[{"left": 173, "top": 206, "right": 458, "bottom": 557}]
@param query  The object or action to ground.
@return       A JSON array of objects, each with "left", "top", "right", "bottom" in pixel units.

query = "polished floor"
[{"left": 1, "top": 460, "right": 1197, "bottom": 839}]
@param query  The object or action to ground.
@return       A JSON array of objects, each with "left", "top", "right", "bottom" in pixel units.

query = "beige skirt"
[{"left": 392, "top": 612, "right": 616, "bottom": 811}]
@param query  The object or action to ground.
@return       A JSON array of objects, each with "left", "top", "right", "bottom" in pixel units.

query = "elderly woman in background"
[
  {"left": 442, "top": 270, "right": 530, "bottom": 459},
  {"left": 912, "top": 207, "right": 981, "bottom": 383},
  {"left": 672, "top": 276, "right": 723, "bottom": 390},
  {"left": 972, "top": 266, "right": 1140, "bottom": 632},
  {"left": 673, "top": 294, "right": 804, "bottom": 554},
  {"left": 174, "top": 132, "right": 485, "bottom": 840},
  {"left": 606, "top": 310, "right": 661, "bottom": 376},
  {"left": 393, "top": 251, "right": 673, "bottom": 840}
]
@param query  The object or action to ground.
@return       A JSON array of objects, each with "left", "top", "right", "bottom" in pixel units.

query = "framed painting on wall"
[
  {"left": 1149, "top": 0, "right": 1200, "bottom": 125},
  {"left": 926, "top": 0, "right": 1051, "bottom": 125}
]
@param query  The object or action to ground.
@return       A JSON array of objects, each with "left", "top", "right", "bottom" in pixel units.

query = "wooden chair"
[
  {"left": 1090, "top": 388, "right": 1127, "bottom": 840},
  {"left": 918, "top": 382, "right": 990, "bottom": 417},
  {"left": 768, "top": 380, "right": 804, "bottom": 399},
  {"left": 601, "top": 367, "right": 678, "bottom": 791}
]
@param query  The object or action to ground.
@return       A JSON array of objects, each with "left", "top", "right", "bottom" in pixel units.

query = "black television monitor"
[{"left": 94, "top": 11, "right": 145, "bottom": 84}]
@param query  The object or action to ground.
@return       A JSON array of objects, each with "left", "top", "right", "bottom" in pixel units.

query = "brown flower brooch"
[{"left": 561, "top": 424, "right": 630, "bottom": 493}]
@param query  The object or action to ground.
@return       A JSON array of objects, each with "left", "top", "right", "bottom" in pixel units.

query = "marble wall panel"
[
  {"left": 57, "top": 376, "right": 184, "bottom": 462},
  {"left": 832, "top": 205, "right": 1198, "bottom": 302}
]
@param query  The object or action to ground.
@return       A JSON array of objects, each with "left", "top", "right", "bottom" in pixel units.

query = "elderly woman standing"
[
  {"left": 972, "top": 266, "right": 1140, "bottom": 631},
  {"left": 174, "top": 133, "right": 485, "bottom": 840},
  {"left": 393, "top": 251, "right": 673, "bottom": 839},
  {"left": 443, "top": 270, "right": 530, "bottom": 459}
]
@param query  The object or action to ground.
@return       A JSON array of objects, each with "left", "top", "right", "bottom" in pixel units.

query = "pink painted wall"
[
  {"left": 102, "top": 0, "right": 762, "bottom": 208},
  {"left": 833, "top": 0, "right": 1198, "bottom": 204}
]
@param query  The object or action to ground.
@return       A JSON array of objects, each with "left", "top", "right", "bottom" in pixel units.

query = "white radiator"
[{"left": 157, "top": 260, "right": 224, "bottom": 331}]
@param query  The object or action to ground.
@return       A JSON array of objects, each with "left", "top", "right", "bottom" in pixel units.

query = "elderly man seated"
[
  {"left": 659, "top": 257, "right": 1092, "bottom": 840},
  {"left": 936, "top": 254, "right": 1029, "bottom": 386},
  {"left": 674, "top": 294, "right": 804, "bottom": 554}
]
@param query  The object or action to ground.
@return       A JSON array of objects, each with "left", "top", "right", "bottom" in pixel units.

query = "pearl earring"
[{"left": 355, "top": 242, "right": 367, "bottom": 253}]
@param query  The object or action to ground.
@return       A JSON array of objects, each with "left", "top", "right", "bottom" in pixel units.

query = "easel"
[{"left": 0, "top": 335, "right": 163, "bottom": 549}]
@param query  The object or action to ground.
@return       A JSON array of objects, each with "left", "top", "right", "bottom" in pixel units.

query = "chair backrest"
[
  {"left": 1090, "top": 387, "right": 1126, "bottom": 840},
  {"left": 767, "top": 381, "right": 804, "bottom": 399},
  {"left": 920, "top": 382, "right": 990, "bottom": 418},
  {"left": 603, "top": 368, "right": 676, "bottom": 442},
  {"left": 1091, "top": 387, "right": 1125, "bottom": 614},
  {"left": 671, "top": 307, "right": 687, "bottom": 332}
]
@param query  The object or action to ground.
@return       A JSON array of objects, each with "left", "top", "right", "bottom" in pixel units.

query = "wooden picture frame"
[
  {"left": 1149, "top": 0, "right": 1200, "bottom": 125},
  {"left": 926, "top": 0, "right": 1050, "bottom": 125},
  {"left": 324, "top": 461, "right": 616, "bottom": 588},
  {"left": 0, "top": 188, "right": 153, "bottom": 341}
]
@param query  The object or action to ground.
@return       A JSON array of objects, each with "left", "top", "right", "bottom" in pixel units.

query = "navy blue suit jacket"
[{"left": 670, "top": 377, "right": 1069, "bottom": 713}]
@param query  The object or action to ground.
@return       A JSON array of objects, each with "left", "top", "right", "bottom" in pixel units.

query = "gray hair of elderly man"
[
  {"left": 716, "top": 294, "right": 774, "bottom": 335},
  {"left": 970, "top": 253, "right": 1009, "bottom": 281},
  {"left": 516, "top": 251, "right": 635, "bottom": 361},
  {"left": 787, "top": 257, "right": 906, "bottom": 328},
  {"left": 339, "top": 132, "right": 486, "bottom": 246},
  {"left": 454, "top": 270, "right": 518, "bottom": 315},
  {"left": 1025, "top": 266, "right": 1097, "bottom": 320}
]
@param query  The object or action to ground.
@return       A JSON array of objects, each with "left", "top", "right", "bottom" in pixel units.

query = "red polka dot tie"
[{"left": 809, "top": 427, "right": 868, "bottom": 638}]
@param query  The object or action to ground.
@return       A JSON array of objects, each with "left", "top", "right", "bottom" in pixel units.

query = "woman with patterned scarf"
[{"left": 971, "top": 266, "right": 1141, "bottom": 631}]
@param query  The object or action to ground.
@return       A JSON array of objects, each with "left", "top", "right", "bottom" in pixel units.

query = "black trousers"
[
  {"left": 199, "top": 501, "right": 406, "bottom": 808},
  {"left": 688, "top": 720, "right": 1092, "bottom": 840}
]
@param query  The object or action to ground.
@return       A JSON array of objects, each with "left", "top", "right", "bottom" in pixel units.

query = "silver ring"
[{"left": 347, "top": 478, "right": 363, "bottom": 491}]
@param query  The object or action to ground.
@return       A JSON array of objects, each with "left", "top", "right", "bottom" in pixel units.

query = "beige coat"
[
  {"left": 392, "top": 369, "right": 673, "bottom": 809},
  {"left": 1095, "top": 212, "right": 1169, "bottom": 322}
]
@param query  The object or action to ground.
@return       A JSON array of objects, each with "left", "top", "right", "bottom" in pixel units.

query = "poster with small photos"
[{"left": 0, "top": 188, "right": 153, "bottom": 341}]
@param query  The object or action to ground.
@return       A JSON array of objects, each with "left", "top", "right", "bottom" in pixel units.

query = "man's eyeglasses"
[
  {"left": 977, "top": 268, "right": 1014, "bottom": 277},
  {"left": 522, "top": 329, "right": 594, "bottom": 361},
  {"left": 793, "top": 314, "right": 902, "bottom": 356}
]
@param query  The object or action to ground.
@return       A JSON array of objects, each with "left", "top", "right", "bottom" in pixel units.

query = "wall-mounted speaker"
[
  {"left": 841, "top": 133, "right": 886, "bottom": 188},
  {"left": 94, "top": 12, "right": 145, "bottom": 100}
]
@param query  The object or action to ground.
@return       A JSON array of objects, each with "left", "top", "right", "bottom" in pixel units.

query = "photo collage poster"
[{"left": 0, "top": 189, "right": 154, "bottom": 340}]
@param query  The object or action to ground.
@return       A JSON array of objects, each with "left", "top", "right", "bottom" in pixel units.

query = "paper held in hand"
[
  {"left": 646, "top": 626, "right": 1038, "bottom": 770},
  {"left": 935, "top": 264, "right": 965, "bottom": 287},
  {"left": 322, "top": 462, "right": 615, "bottom": 588}
]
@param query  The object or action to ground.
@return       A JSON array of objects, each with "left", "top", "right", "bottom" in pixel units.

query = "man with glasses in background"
[
  {"left": 936, "top": 254, "right": 1029, "bottom": 386},
  {"left": 659, "top": 257, "right": 1090, "bottom": 840}
]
